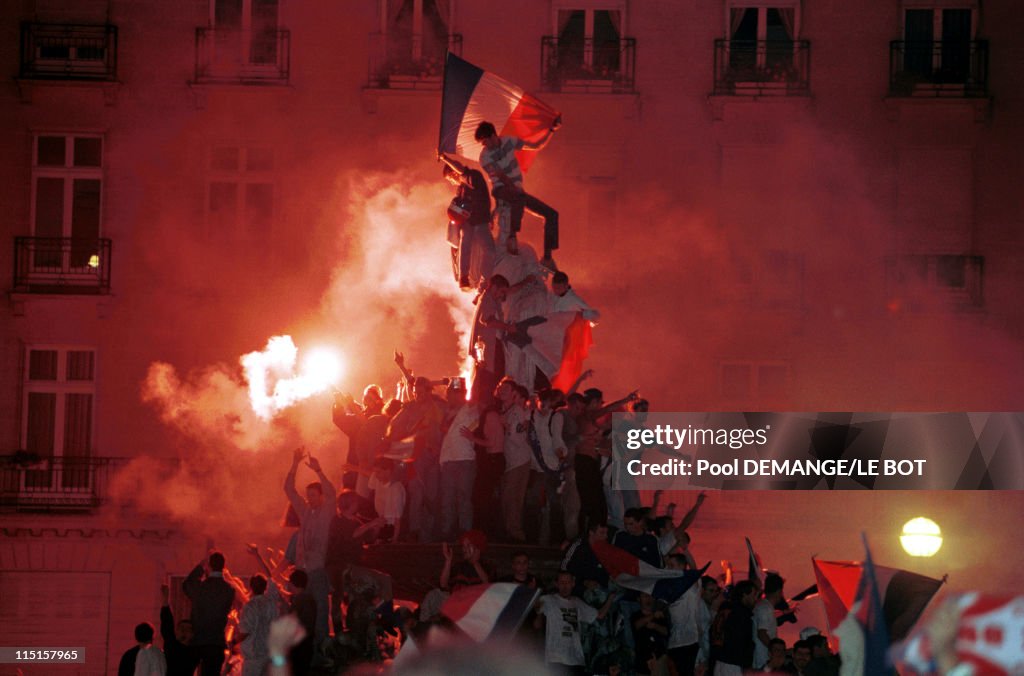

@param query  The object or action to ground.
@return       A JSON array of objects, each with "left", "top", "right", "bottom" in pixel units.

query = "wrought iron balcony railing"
[
  {"left": 20, "top": 22, "right": 118, "bottom": 81},
  {"left": 1, "top": 455, "right": 126, "bottom": 513},
  {"left": 194, "top": 27, "right": 290, "bottom": 85},
  {"left": 367, "top": 32, "right": 462, "bottom": 90},
  {"left": 13, "top": 237, "right": 111, "bottom": 294},
  {"left": 889, "top": 40, "right": 988, "bottom": 97},
  {"left": 713, "top": 39, "right": 811, "bottom": 96},
  {"left": 541, "top": 36, "right": 637, "bottom": 94}
]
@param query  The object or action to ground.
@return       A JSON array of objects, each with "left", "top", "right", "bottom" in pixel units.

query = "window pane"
[
  {"left": 67, "top": 351, "right": 95, "bottom": 381},
  {"left": 26, "top": 392, "right": 57, "bottom": 455},
  {"left": 246, "top": 183, "right": 274, "bottom": 237},
  {"left": 29, "top": 350, "right": 58, "bottom": 380},
  {"left": 251, "top": 0, "right": 279, "bottom": 64},
  {"left": 209, "top": 182, "right": 239, "bottom": 218},
  {"left": 758, "top": 365, "right": 789, "bottom": 398},
  {"left": 73, "top": 138, "right": 102, "bottom": 167},
  {"left": 246, "top": 147, "right": 274, "bottom": 172},
  {"left": 215, "top": 0, "right": 243, "bottom": 29},
  {"left": 71, "top": 179, "right": 102, "bottom": 267},
  {"left": 212, "top": 147, "right": 240, "bottom": 172},
  {"left": 936, "top": 256, "right": 966, "bottom": 288},
  {"left": 37, "top": 136, "right": 66, "bottom": 166},
  {"left": 35, "top": 177, "right": 65, "bottom": 238},
  {"left": 722, "top": 364, "right": 752, "bottom": 399},
  {"left": 63, "top": 393, "right": 93, "bottom": 457}
]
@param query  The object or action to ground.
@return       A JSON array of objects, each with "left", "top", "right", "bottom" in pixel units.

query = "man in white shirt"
[
  {"left": 439, "top": 380, "right": 478, "bottom": 539},
  {"left": 283, "top": 447, "right": 337, "bottom": 646},
  {"left": 753, "top": 573, "right": 786, "bottom": 669},
  {"left": 534, "top": 570, "right": 612, "bottom": 671},
  {"left": 549, "top": 271, "right": 600, "bottom": 321},
  {"left": 526, "top": 389, "right": 567, "bottom": 545},
  {"left": 367, "top": 458, "right": 406, "bottom": 543},
  {"left": 501, "top": 380, "right": 532, "bottom": 542}
]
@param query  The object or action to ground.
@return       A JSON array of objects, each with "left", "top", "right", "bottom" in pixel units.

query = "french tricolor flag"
[
  {"left": 439, "top": 53, "right": 561, "bottom": 172},
  {"left": 441, "top": 582, "right": 540, "bottom": 643},
  {"left": 593, "top": 540, "right": 708, "bottom": 604}
]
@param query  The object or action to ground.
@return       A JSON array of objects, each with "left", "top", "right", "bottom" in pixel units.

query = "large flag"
[
  {"left": 439, "top": 53, "right": 560, "bottom": 171},
  {"left": 893, "top": 592, "right": 1024, "bottom": 675},
  {"left": 440, "top": 583, "right": 540, "bottom": 643},
  {"left": 813, "top": 558, "right": 944, "bottom": 642},
  {"left": 592, "top": 540, "right": 708, "bottom": 604}
]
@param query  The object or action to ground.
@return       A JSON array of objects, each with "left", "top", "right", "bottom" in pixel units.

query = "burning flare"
[{"left": 241, "top": 335, "right": 344, "bottom": 419}]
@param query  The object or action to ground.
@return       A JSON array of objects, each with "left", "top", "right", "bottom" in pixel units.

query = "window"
[
  {"left": 196, "top": 0, "right": 289, "bottom": 83},
  {"left": 720, "top": 360, "right": 791, "bottom": 402},
  {"left": 206, "top": 145, "right": 275, "bottom": 243},
  {"left": 22, "top": 347, "right": 95, "bottom": 490},
  {"left": 543, "top": 3, "right": 635, "bottom": 92},
  {"left": 370, "top": 0, "right": 457, "bottom": 86},
  {"left": 886, "top": 254, "right": 983, "bottom": 310},
  {"left": 714, "top": 1, "right": 808, "bottom": 95},
  {"left": 893, "top": 3, "right": 983, "bottom": 94},
  {"left": 30, "top": 134, "right": 103, "bottom": 270}
]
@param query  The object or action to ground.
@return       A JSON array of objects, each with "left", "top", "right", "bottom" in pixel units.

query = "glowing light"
[
  {"left": 241, "top": 336, "right": 345, "bottom": 419},
  {"left": 88, "top": 255, "right": 100, "bottom": 268},
  {"left": 900, "top": 517, "right": 942, "bottom": 557}
]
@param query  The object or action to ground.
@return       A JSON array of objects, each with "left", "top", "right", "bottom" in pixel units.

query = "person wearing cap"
[{"left": 475, "top": 120, "right": 561, "bottom": 270}]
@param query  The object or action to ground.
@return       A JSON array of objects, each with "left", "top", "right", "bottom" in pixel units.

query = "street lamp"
[{"left": 900, "top": 517, "right": 942, "bottom": 557}]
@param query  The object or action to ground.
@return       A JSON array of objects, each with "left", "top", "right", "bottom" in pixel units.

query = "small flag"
[
  {"left": 855, "top": 534, "right": 894, "bottom": 675},
  {"left": 439, "top": 53, "right": 560, "bottom": 171},
  {"left": 746, "top": 537, "right": 765, "bottom": 588},
  {"left": 592, "top": 540, "right": 707, "bottom": 604},
  {"left": 441, "top": 583, "right": 540, "bottom": 643}
]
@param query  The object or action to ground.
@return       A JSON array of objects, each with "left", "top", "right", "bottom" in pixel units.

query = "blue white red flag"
[
  {"left": 592, "top": 539, "right": 707, "bottom": 604},
  {"left": 854, "top": 534, "right": 895, "bottom": 675},
  {"left": 440, "top": 582, "right": 540, "bottom": 643},
  {"left": 439, "top": 53, "right": 560, "bottom": 171}
]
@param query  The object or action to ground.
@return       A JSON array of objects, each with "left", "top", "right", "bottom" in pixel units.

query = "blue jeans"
[
  {"left": 440, "top": 460, "right": 476, "bottom": 539},
  {"left": 409, "top": 451, "right": 440, "bottom": 542}
]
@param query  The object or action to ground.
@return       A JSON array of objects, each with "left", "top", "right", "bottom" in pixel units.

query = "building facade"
[{"left": 1, "top": 1, "right": 1022, "bottom": 672}]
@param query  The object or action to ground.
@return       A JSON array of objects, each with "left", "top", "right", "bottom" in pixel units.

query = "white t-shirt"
[
  {"left": 503, "top": 404, "right": 532, "bottom": 471},
  {"left": 540, "top": 594, "right": 598, "bottom": 666},
  {"left": 440, "top": 404, "right": 478, "bottom": 464},
  {"left": 752, "top": 598, "right": 777, "bottom": 668},
  {"left": 530, "top": 408, "right": 563, "bottom": 472},
  {"left": 369, "top": 476, "right": 406, "bottom": 524}
]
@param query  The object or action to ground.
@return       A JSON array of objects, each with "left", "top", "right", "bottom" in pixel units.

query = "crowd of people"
[{"left": 119, "top": 122, "right": 844, "bottom": 675}]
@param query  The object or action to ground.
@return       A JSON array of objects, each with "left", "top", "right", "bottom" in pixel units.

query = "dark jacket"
[
  {"left": 159, "top": 605, "right": 201, "bottom": 676},
  {"left": 717, "top": 601, "right": 755, "bottom": 668},
  {"left": 117, "top": 645, "right": 140, "bottom": 676},
  {"left": 182, "top": 566, "right": 235, "bottom": 647}
]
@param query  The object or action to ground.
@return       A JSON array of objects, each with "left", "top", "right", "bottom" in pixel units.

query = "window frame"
[
  {"left": 21, "top": 345, "right": 97, "bottom": 459},
  {"left": 204, "top": 144, "right": 277, "bottom": 242},
  {"left": 30, "top": 133, "right": 104, "bottom": 240},
  {"left": 550, "top": 1, "right": 628, "bottom": 72}
]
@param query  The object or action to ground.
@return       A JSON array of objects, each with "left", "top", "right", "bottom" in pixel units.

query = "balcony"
[
  {"left": 13, "top": 237, "right": 111, "bottom": 295},
  {"left": 367, "top": 32, "right": 462, "bottom": 90},
  {"left": 19, "top": 22, "right": 118, "bottom": 81},
  {"left": 541, "top": 36, "right": 637, "bottom": 94},
  {"left": 1, "top": 455, "right": 126, "bottom": 513},
  {"left": 194, "top": 27, "right": 290, "bottom": 85},
  {"left": 713, "top": 39, "right": 811, "bottom": 96},
  {"left": 885, "top": 254, "right": 984, "bottom": 312},
  {"left": 889, "top": 40, "right": 988, "bottom": 97}
]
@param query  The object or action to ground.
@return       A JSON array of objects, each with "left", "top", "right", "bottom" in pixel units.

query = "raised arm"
[
  {"left": 597, "top": 390, "right": 638, "bottom": 417},
  {"left": 521, "top": 123, "right": 558, "bottom": 151},
  {"left": 393, "top": 350, "right": 414, "bottom": 385},
  {"left": 566, "top": 369, "right": 593, "bottom": 397},
  {"left": 676, "top": 492, "right": 707, "bottom": 533},
  {"left": 159, "top": 584, "right": 177, "bottom": 646},
  {"left": 283, "top": 447, "right": 307, "bottom": 517},
  {"left": 306, "top": 454, "right": 336, "bottom": 507}
]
